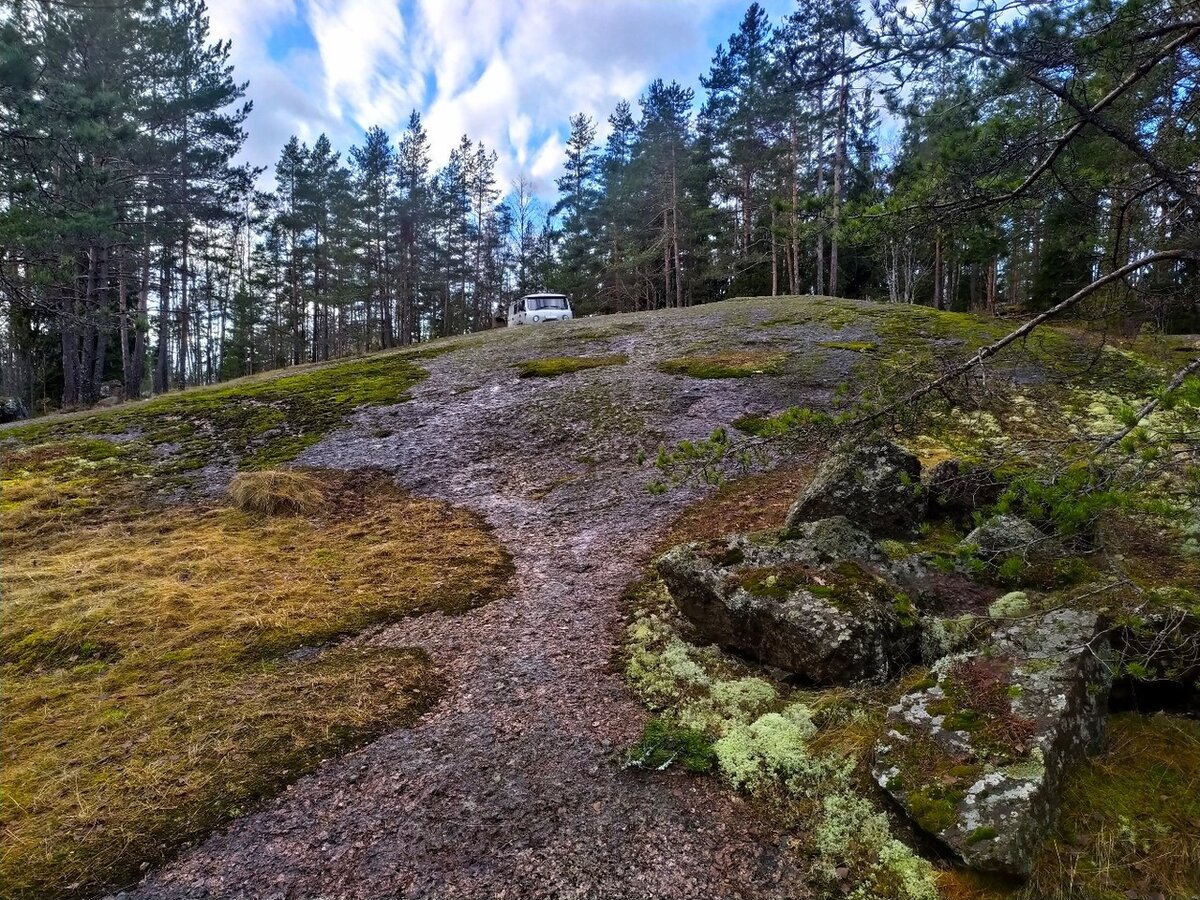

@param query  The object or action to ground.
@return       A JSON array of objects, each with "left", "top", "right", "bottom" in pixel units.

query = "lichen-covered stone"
[
  {"left": 785, "top": 440, "right": 925, "bottom": 536},
  {"left": 873, "top": 609, "right": 1112, "bottom": 876},
  {"left": 961, "top": 515, "right": 1051, "bottom": 561},
  {"left": 656, "top": 521, "right": 919, "bottom": 684}
]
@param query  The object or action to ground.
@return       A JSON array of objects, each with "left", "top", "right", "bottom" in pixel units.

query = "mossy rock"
[
  {"left": 873, "top": 609, "right": 1112, "bottom": 876},
  {"left": 655, "top": 520, "right": 920, "bottom": 685}
]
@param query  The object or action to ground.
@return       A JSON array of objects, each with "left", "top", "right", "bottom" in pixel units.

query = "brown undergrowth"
[
  {"left": 0, "top": 467, "right": 512, "bottom": 900},
  {"left": 657, "top": 464, "right": 814, "bottom": 551}
]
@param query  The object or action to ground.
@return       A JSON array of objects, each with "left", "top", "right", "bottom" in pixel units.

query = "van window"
[{"left": 528, "top": 296, "right": 568, "bottom": 311}]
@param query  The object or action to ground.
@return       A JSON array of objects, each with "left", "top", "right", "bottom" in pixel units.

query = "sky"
[{"left": 205, "top": 0, "right": 795, "bottom": 199}]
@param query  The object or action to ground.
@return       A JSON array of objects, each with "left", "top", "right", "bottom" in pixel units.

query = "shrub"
[{"left": 228, "top": 468, "right": 324, "bottom": 516}]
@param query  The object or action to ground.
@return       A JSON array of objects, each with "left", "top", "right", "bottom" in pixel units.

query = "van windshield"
[{"left": 527, "top": 296, "right": 568, "bottom": 310}]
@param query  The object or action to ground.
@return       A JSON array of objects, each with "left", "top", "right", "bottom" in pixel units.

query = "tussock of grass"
[
  {"left": 515, "top": 354, "right": 628, "bottom": 378},
  {"left": 657, "top": 349, "right": 787, "bottom": 379},
  {"left": 0, "top": 469, "right": 512, "bottom": 899},
  {"left": 228, "top": 468, "right": 325, "bottom": 516}
]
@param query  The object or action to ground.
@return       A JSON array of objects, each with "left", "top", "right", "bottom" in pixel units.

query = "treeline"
[{"left": 1, "top": 0, "right": 1197, "bottom": 411}]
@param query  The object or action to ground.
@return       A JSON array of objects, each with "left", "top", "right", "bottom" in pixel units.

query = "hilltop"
[{"left": 2, "top": 296, "right": 1197, "bottom": 900}]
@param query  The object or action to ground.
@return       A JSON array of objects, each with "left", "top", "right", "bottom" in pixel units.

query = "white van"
[{"left": 507, "top": 293, "right": 573, "bottom": 325}]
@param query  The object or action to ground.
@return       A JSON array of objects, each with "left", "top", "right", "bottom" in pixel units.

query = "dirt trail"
[{"left": 120, "top": 314, "right": 845, "bottom": 899}]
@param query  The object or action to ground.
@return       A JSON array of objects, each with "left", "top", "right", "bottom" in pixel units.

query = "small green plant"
[{"left": 626, "top": 717, "right": 716, "bottom": 773}]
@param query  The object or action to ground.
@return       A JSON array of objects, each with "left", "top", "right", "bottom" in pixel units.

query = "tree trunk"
[
  {"left": 155, "top": 251, "right": 172, "bottom": 395},
  {"left": 815, "top": 91, "right": 826, "bottom": 296},
  {"left": 933, "top": 232, "right": 944, "bottom": 310},
  {"left": 118, "top": 249, "right": 130, "bottom": 392},
  {"left": 829, "top": 74, "right": 849, "bottom": 297}
]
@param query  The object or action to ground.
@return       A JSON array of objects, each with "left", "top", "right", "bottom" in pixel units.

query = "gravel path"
[{"left": 119, "top": 309, "right": 854, "bottom": 900}]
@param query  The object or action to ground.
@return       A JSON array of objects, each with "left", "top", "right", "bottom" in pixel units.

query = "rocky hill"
[{"left": 2, "top": 296, "right": 1197, "bottom": 900}]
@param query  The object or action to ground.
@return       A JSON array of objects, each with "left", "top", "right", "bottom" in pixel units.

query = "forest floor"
[{"left": 3, "top": 297, "right": 1197, "bottom": 900}]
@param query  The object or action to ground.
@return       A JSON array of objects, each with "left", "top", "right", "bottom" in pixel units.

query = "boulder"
[
  {"left": 873, "top": 609, "right": 1111, "bottom": 876},
  {"left": 656, "top": 520, "right": 919, "bottom": 684},
  {"left": 785, "top": 440, "right": 925, "bottom": 536},
  {"left": 0, "top": 396, "right": 29, "bottom": 423},
  {"left": 924, "top": 458, "right": 1002, "bottom": 519},
  {"left": 961, "top": 515, "right": 1051, "bottom": 561}
]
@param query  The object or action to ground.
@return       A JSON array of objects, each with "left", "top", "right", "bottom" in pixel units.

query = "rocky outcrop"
[
  {"left": 873, "top": 609, "right": 1112, "bottom": 876},
  {"left": 0, "top": 396, "right": 29, "bottom": 423},
  {"left": 656, "top": 520, "right": 919, "bottom": 684},
  {"left": 961, "top": 515, "right": 1053, "bottom": 561},
  {"left": 784, "top": 440, "right": 925, "bottom": 536}
]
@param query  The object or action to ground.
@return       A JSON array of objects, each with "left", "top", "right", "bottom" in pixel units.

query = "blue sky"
[{"left": 206, "top": 0, "right": 795, "bottom": 198}]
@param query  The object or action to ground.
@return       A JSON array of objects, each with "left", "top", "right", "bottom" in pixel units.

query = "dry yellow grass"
[
  {"left": 0, "top": 468, "right": 512, "bottom": 899},
  {"left": 228, "top": 468, "right": 325, "bottom": 516}
]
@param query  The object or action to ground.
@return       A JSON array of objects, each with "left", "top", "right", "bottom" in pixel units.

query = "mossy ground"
[
  {"left": 4, "top": 350, "right": 428, "bottom": 476},
  {"left": 515, "top": 353, "right": 628, "bottom": 378},
  {"left": 657, "top": 349, "right": 788, "bottom": 379},
  {"left": 1, "top": 467, "right": 511, "bottom": 899},
  {"left": 0, "top": 338, "right": 514, "bottom": 900},
  {"left": 939, "top": 714, "right": 1200, "bottom": 900},
  {"left": 626, "top": 290, "right": 1198, "bottom": 898}
]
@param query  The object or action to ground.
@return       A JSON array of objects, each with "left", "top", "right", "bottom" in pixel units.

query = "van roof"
[{"left": 520, "top": 293, "right": 568, "bottom": 299}]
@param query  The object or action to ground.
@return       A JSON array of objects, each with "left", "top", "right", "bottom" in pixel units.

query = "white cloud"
[{"left": 205, "top": 0, "right": 795, "bottom": 197}]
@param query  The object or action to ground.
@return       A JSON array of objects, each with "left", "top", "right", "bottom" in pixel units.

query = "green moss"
[
  {"left": 733, "top": 564, "right": 817, "bottom": 599},
  {"left": 907, "top": 787, "right": 961, "bottom": 833},
  {"left": 727, "top": 560, "right": 899, "bottom": 615},
  {"left": 893, "top": 592, "right": 918, "bottom": 627},
  {"left": 966, "top": 826, "right": 998, "bottom": 845},
  {"left": 5, "top": 352, "right": 429, "bottom": 478},
  {"left": 626, "top": 716, "right": 715, "bottom": 773},
  {"left": 658, "top": 350, "right": 787, "bottom": 379},
  {"left": 515, "top": 354, "right": 628, "bottom": 378},
  {"left": 943, "top": 710, "right": 984, "bottom": 731},
  {"left": 1033, "top": 714, "right": 1200, "bottom": 899}
]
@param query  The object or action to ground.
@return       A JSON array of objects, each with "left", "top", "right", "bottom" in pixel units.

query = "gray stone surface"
[
  {"left": 0, "top": 396, "right": 29, "bottom": 423},
  {"left": 962, "top": 514, "right": 1052, "bottom": 561},
  {"left": 785, "top": 439, "right": 925, "bottom": 535},
  {"left": 873, "top": 609, "right": 1112, "bottom": 876},
  {"left": 656, "top": 520, "right": 919, "bottom": 684}
]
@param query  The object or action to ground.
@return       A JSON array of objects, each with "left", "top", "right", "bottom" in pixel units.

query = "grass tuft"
[{"left": 228, "top": 468, "right": 325, "bottom": 516}]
